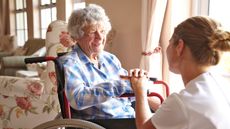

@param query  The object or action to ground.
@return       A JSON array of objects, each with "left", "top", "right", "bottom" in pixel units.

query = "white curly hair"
[{"left": 67, "top": 4, "right": 112, "bottom": 39}]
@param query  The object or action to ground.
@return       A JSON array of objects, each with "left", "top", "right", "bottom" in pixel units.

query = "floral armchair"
[
  {"left": 0, "top": 76, "right": 59, "bottom": 128},
  {"left": 0, "top": 20, "right": 68, "bottom": 129}
]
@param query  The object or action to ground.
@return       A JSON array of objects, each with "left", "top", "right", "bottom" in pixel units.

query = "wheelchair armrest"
[{"left": 0, "top": 51, "right": 14, "bottom": 58}]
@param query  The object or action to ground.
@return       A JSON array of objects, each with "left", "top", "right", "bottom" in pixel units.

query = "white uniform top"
[{"left": 151, "top": 70, "right": 230, "bottom": 129}]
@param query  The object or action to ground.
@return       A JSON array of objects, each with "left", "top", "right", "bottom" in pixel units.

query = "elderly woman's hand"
[
  {"left": 59, "top": 31, "right": 76, "bottom": 47},
  {"left": 129, "top": 69, "right": 149, "bottom": 96}
]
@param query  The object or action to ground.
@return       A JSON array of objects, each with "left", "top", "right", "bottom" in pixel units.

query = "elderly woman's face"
[{"left": 77, "top": 23, "right": 107, "bottom": 56}]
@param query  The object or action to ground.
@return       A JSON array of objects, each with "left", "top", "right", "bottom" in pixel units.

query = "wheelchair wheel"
[{"left": 33, "top": 119, "right": 105, "bottom": 129}]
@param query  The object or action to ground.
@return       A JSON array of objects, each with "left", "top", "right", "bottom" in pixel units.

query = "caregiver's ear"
[{"left": 176, "top": 39, "right": 185, "bottom": 56}]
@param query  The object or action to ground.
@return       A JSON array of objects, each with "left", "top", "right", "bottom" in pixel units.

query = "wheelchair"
[{"left": 25, "top": 53, "right": 169, "bottom": 129}]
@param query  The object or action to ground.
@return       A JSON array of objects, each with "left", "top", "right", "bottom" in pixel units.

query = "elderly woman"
[
  {"left": 59, "top": 4, "right": 135, "bottom": 119},
  {"left": 130, "top": 16, "right": 230, "bottom": 129}
]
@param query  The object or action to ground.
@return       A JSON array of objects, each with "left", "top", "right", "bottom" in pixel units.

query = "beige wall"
[
  {"left": 86, "top": 0, "right": 142, "bottom": 70},
  {"left": 8, "top": 0, "right": 142, "bottom": 70}
]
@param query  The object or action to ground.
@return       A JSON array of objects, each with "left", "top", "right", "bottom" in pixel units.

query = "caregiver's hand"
[{"left": 129, "top": 69, "right": 149, "bottom": 95}]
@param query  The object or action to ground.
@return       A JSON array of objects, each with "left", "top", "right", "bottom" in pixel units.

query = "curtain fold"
[
  {"left": 140, "top": 0, "right": 194, "bottom": 94},
  {"left": 159, "top": 0, "right": 172, "bottom": 84},
  {"left": 0, "top": 0, "right": 8, "bottom": 36},
  {"left": 140, "top": 0, "right": 168, "bottom": 79}
]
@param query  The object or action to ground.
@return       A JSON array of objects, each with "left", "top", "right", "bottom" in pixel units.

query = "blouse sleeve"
[{"left": 151, "top": 93, "right": 188, "bottom": 129}]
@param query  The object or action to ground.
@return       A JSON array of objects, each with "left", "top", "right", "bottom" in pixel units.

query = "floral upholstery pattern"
[
  {"left": 0, "top": 20, "right": 68, "bottom": 129},
  {"left": 41, "top": 20, "right": 67, "bottom": 94},
  {"left": 0, "top": 76, "right": 59, "bottom": 129}
]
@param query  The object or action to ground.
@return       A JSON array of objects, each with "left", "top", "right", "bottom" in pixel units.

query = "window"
[
  {"left": 73, "top": 0, "right": 85, "bottom": 10},
  {"left": 169, "top": 0, "right": 230, "bottom": 93},
  {"left": 209, "top": 0, "right": 230, "bottom": 72},
  {"left": 15, "top": 0, "right": 28, "bottom": 46},
  {"left": 209, "top": 0, "right": 230, "bottom": 30},
  {"left": 40, "top": 0, "right": 57, "bottom": 38}
]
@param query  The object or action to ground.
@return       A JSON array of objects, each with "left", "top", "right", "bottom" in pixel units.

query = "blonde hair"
[{"left": 172, "top": 16, "right": 230, "bottom": 65}]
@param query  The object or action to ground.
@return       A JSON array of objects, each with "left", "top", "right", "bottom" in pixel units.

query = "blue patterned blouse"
[{"left": 59, "top": 45, "right": 135, "bottom": 119}]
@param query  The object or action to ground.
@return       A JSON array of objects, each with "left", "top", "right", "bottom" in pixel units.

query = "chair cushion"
[
  {"left": 31, "top": 47, "right": 46, "bottom": 57},
  {"left": 13, "top": 46, "right": 28, "bottom": 56},
  {"left": 0, "top": 35, "right": 17, "bottom": 52},
  {"left": 23, "top": 38, "right": 45, "bottom": 56}
]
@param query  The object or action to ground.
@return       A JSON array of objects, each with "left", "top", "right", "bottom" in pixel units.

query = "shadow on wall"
[{"left": 105, "top": 28, "right": 116, "bottom": 52}]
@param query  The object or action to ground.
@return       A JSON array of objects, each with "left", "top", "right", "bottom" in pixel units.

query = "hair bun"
[{"left": 210, "top": 29, "right": 230, "bottom": 51}]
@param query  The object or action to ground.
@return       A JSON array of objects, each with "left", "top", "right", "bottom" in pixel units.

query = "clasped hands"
[
  {"left": 121, "top": 69, "right": 150, "bottom": 96},
  {"left": 124, "top": 69, "right": 161, "bottom": 110}
]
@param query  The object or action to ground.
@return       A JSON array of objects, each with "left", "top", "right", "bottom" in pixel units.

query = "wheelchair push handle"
[
  {"left": 120, "top": 75, "right": 169, "bottom": 96},
  {"left": 24, "top": 56, "right": 56, "bottom": 64},
  {"left": 120, "top": 75, "right": 157, "bottom": 82},
  {"left": 119, "top": 75, "right": 169, "bottom": 104}
]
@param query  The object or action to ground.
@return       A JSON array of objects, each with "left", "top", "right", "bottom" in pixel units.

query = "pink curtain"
[{"left": 0, "top": 0, "right": 9, "bottom": 36}]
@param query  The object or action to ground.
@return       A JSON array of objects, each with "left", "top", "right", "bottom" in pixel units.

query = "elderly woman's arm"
[{"left": 148, "top": 97, "right": 161, "bottom": 111}]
